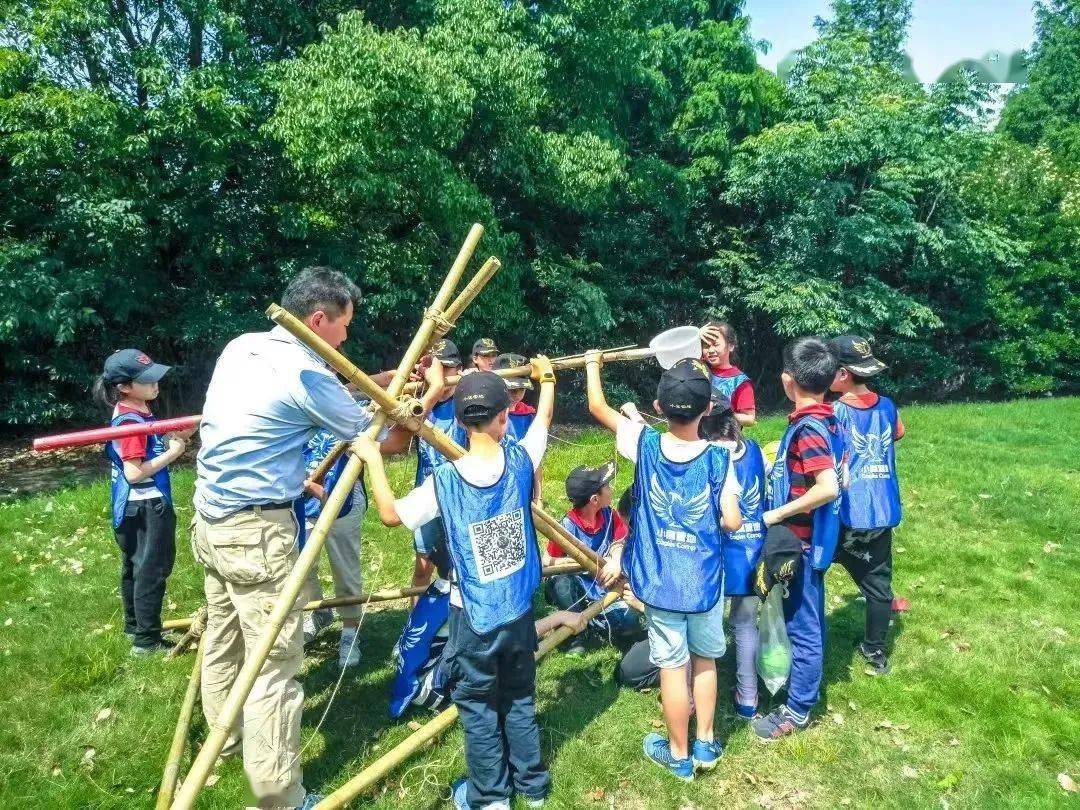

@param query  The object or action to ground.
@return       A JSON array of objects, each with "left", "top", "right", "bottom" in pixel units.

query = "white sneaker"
[
  {"left": 338, "top": 627, "right": 360, "bottom": 667},
  {"left": 302, "top": 613, "right": 316, "bottom": 645},
  {"left": 303, "top": 608, "right": 334, "bottom": 646}
]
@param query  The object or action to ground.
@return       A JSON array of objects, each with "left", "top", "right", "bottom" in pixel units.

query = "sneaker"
[
  {"left": 129, "top": 640, "right": 172, "bottom": 656},
  {"left": 303, "top": 608, "right": 333, "bottom": 645},
  {"left": 752, "top": 705, "right": 809, "bottom": 743},
  {"left": 338, "top": 627, "right": 360, "bottom": 668},
  {"left": 296, "top": 793, "right": 323, "bottom": 810},
  {"left": 691, "top": 738, "right": 723, "bottom": 771},
  {"left": 642, "top": 733, "right": 693, "bottom": 781},
  {"left": 858, "top": 643, "right": 891, "bottom": 676},
  {"left": 734, "top": 701, "right": 758, "bottom": 721},
  {"left": 450, "top": 777, "right": 511, "bottom": 810},
  {"left": 523, "top": 795, "right": 547, "bottom": 808}
]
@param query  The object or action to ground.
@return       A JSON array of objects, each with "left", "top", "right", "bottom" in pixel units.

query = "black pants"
[
  {"left": 445, "top": 607, "right": 550, "bottom": 807},
  {"left": 617, "top": 638, "right": 660, "bottom": 690},
  {"left": 833, "top": 527, "right": 894, "bottom": 654},
  {"left": 115, "top": 497, "right": 176, "bottom": 648}
]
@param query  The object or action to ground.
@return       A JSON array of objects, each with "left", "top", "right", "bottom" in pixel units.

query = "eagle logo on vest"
[
  {"left": 849, "top": 423, "right": 892, "bottom": 463},
  {"left": 648, "top": 474, "right": 710, "bottom": 548},
  {"left": 739, "top": 478, "right": 761, "bottom": 517}
]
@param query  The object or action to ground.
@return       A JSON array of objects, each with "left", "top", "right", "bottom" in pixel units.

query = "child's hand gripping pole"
[{"left": 171, "top": 225, "right": 481, "bottom": 810}]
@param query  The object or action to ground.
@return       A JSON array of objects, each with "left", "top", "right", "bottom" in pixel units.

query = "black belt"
[{"left": 239, "top": 501, "right": 294, "bottom": 512}]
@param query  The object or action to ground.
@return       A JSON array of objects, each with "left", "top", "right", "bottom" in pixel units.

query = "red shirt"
[
  {"left": 838, "top": 391, "right": 905, "bottom": 439},
  {"left": 111, "top": 403, "right": 155, "bottom": 462},
  {"left": 510, "top": 400, "right": 536, "bottom": 416},
  {"left": 782, "top": 402, "right": 841, "bottom": 545},
  {"left": 708, "top": 365, "right": 756, "bottom": 414},
  {"left": 548, "top": 507, "right": 628, "bottom": 559}
]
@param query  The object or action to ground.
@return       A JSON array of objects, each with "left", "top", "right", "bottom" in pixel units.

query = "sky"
[{"left": 746, "top": 0, "right": 1038, "bottom": 83}]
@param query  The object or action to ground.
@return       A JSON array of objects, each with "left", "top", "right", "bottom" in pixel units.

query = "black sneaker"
[
  {"left": 130, "top": 640, "right": 173, "bottom": 656},
  {"left": 858, "top": 643, "right": 891, "bottom": 676}
]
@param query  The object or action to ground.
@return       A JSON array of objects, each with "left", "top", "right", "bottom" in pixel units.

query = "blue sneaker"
[
  {"left": 691, "top": 738, "right": 723, "bottom": 771},
  {"left": 734, "top": 701, "right": 758, "bottom": 720},
  {"left": 296, "top": 793, "right": 323, "bottom": 810},
  {"left": 642, "top": 733, "right": 693, "bottom": 781},
  {"left": 752, "top": 704, "right": 809, "bottom": 743}
]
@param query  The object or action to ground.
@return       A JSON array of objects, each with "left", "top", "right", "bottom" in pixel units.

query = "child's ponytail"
[
  {"left": 93, "top": 375, "right": 123, "bottom": 409},
  {"left": 699, "top": 407, "right": 743, "bottom": 447}
]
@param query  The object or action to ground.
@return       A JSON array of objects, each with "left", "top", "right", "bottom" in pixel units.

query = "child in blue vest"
[
  {"left": 94, "top": 349, "right": 192, "bottom": 655},
  {"left": 586, "top": 354, "right": 742, "bottom": 781},
  {"left": 357, "top": 360, "right": 556, "bottom": 810},
  {"left": 544, "top": 462, "right": 642, "bottom": 653},
  {"left": 698, "top": 393, "right": 768, "bottom": 719},
  {"left": 411, "top": 339, "right": 465, "bottom": 595},
  {"left": 828, "top": 335, "right": 905, "bottom": 676},
  {"left": 494, "top": 353, "right": 537, "bottom": 442},
  {"left": 700, "top": 321, "right": 756, "bottom": 427},
  {"left": 752, "top": 337, "right": 845, "bottom": 741}
]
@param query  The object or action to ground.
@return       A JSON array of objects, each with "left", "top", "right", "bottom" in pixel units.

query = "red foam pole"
[{"left": 31, "top": 415, "right": 202, "bottom": 452}]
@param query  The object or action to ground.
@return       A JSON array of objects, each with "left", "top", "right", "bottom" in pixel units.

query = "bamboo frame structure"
[
  {"left": 314, "top": 591, "right": 620, "bottom": 809},
  {"left": 308, "top": 254, "right": 502, "bottom": 485},
  {"left": 161, "top": 561, "right": 584, "bottom": 632},
  {"left": 171, "top": 225, "right": 484, "bottom": 809},
  {"left": 156, "top": 637, "right": 206, "bottom": 809}
]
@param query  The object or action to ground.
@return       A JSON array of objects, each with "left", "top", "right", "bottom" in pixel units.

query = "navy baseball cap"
[
  {"left": 472, "top": 337, "right": 499, "bottom": 356},
  {"left": 103, "top": 349, "right": 171, "bottom": 385},
  {"left": 565, "top": 461, "right": 617, "bottom": 506},
  {"left": 493, "top": 353, "right": 533, "bottom": 391},
  {"left": 455, "top": 371, "right": 511, "bottom": 424},
  {"left": 656, "top": 358, "right": 711, "bottom": 417},
  {"left": 431, "top": 338, "right": 462, "bottom": 367}
]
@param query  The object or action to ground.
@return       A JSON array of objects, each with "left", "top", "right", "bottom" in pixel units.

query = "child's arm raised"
[
  {"left": 352, "top": 436, "right": 403, "bottom": 526},
  {"left": 762, "top": 466, "right": 840, "bottom": 526},
  {"left": 530, "top": 354, "right": 556, "bottom": 430},
  {"left": 584, "top": 350, "right": 621, "bottom": 432}
]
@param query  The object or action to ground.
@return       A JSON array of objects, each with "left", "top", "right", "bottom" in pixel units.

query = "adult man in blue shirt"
[{"left": 191, "top": 266, "right": 411, "bottom": 809}]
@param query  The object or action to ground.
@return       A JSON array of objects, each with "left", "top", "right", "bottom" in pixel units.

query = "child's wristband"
[{"left": 539, "top": 372, "right": 556, "bottom": 384}]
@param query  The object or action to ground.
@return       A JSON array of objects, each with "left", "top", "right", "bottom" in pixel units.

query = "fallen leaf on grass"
[
  {"left": 586, "top": 787, "right": 606, "bottom": 802},
  {"left": 948, "top": 737, "right": 960, "bottom": 747},
  {"left": 1043, "top": 542, "right": 1061, "bottom": 554},
  {"left": 875, "top": 719, "right": 895, "bottom": 730},
  {"left": 1059, "top": 773, "right": 1079, "bottom": 793},
  {"left": 977, "top": 493, "right": 991, "bottom": 499},
  {"left": 94, "top": 708, "right": 112, "bottom": 724},
  {"left": 406, "top": 720, "right": 422, "bottom": 731},
  {"left": 831, "top": 713, "right": 845, "bottom": 725},
  {"left": 895, "top": 546, "right": 906, "bottom": 554},
  {"left": 80, "top": 747, "right": 96, "bottom": 769},
  {"left": 51, "top": 765, "right": 62, "bottom": 777},
  {"left": 3, "top": 619, "right": 11, "bottom": 627},
  {"left": 650, "top": 719, "right": 664, "bottom": 729},
  {"left": 848, "top": 700, "right": 858, "bottom": 711},
  {"left": 953, "top": 642, "right": 971, "bottom": 653},
  {"left": 68, "top": 559, "right": 84, "bottom": 575},
  {"left": 902, "top": 765, "right": 918, "bottom": 779}
]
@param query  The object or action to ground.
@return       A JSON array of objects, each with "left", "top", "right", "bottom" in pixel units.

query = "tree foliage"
[{"left": 0, "top": 0, "right": 1075, "bottom": 424}]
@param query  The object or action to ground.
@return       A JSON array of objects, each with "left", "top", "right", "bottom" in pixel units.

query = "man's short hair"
[
  {"left": 282, "top": 266, "right": 362, "bottom": 319},
  {"left": 782, "top": 337, "right": 838, "bottom": 395}
]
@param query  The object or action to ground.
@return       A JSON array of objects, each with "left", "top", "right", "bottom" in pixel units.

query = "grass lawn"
[{"left": 0, "top": 397, "right": 1077, "bottom": 808}]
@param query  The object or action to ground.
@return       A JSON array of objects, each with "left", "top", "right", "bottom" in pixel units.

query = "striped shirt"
[{"left": 782, "top": 403, "right": 840, "bottom": 545}]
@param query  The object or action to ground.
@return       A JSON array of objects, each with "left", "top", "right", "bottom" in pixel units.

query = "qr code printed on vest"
[{"left": 468, "top": 507, "right": 527, "bottom": 583}]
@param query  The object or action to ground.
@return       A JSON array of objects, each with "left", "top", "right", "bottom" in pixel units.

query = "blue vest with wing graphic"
[
  {"left": 389, "top": 580, "right": 451, "bottom": 718},
  {"left": 626, "top": 428, "right": 728, "bottom": 613},
  {"left": 104, "top": 411, "right": 173, "bottom": 529},
  {"left": 433, "top": 441, "right": 541, "bottom": 634},
  {"left": 722, "top": 438, "right": 766, "bottom": 596},
  {"left": 766, "top": 414, "right": 846, "bottom": 571},
  {"left": 709, "top": 370, "right": 750, "bottom": 402},
  {"left": 507, "top": 409, "right": 535, "bottom": 443},
  {"left": 416, "top": 397, "right": 468, "bottom": 485},
  {"left": 561, "top": 506, "right": 616, "bottom": 601},
  {"left": 833, "top": 397, "right": 902, "bottom": 529}
]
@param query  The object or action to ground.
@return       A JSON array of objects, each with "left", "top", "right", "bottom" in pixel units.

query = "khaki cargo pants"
[{"left": 192, "top": 506, "right": 306, "bottom": 809}]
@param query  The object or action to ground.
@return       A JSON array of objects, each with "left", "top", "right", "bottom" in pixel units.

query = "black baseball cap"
[
  {"left": 493, "top": 353, "right": 533, "bottom": 391},
  {"left": 472, "top": 337, "right": 499, "bottom": 356},
  {"left": 698, "top": 391, "right": 734, "bottom": 440},
  {"left": 103, "top": 348, "right": 171, "bottom": 385},
  {"left": 431, "top": 338, "right": 462, "bottom": 367},
  {"left": 829, "top": 335, "right": 887, "bottom": 377},
  {"left": 454, "top": 371, "right": 511, "bottom": 424},
  {"left": 565, "top": 461, "right": 617, "bottom": 506},
  {"left": 753, "top": 525, "right": 803, "bottom": 598},
  {"left": 656, "top": 358, "right": 712, "bottom": 418}
]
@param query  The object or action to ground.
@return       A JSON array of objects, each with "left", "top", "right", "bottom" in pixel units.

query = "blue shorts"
[
  {"left": 644, "top": 598, "right": 726, "bottom": 669},
  {"left": 413, "top": 517, "right": 445, "bottom": 555}
]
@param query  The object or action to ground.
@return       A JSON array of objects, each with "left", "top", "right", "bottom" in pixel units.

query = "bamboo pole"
[
  {"left": 162, "top": 561, "right": 585, "bottom": 632},
  {"left": 308, "top": 253, "right": 500, "bottom": 486},
  {"left": 171, "top": 227, "right": 482, "bottom": 810},
  {"left": 314, "top": 591, "right": 620, "bottom": 809},
  {"left": 165, "top": 606, "right": 206, "bottom": 659},
  {"left": 156, "top": 637, "right": 206, "bottom": 810},
  {"left": 268, "top": 304, "right": 609, "bottom": 574}
]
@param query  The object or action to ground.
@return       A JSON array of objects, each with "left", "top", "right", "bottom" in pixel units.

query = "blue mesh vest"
[
  {"left": 433, "top": 442, "right": 541, "bottom": 633},
  {"left": 507, "top": 408, "right": 535, "bottom": 443},
  {"left": 833, "top": 397, "right": 902, "bottom": 529},
  {"left": 722, "top": 438, "right": 767, "bottom": 596},
  {"left": 104, "top": 411, "right": 173, "bottom": 529},
  {"left": 302, "top": 429, "right": 356, "bottom": 520},
  {"left": 766, "top": 414, "right": 846, "bottom": 571},
  {"left": 560, "top": 507, "right": 616, "bottom": 601},
  {"left": 389, "top": 580, "right": 451, "bottom": 718},
  {"left": 625, "top": 428, "right": 728, "bottom": 613},
  {"left": 709, "top": 369, "right": 750, "bottom": 402},
  {"left": 416, "top": 397, "right": 467, "bottom": 485}
]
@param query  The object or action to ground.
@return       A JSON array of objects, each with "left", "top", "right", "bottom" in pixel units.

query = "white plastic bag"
[{"left": 756, "top": 587, "right": 792, "bottom": 695}]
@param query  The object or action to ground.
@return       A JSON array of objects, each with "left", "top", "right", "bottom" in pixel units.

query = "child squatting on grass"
[
  {"left": 585, "top": 351, "right": 742, "bottom": 782},
  {"left": 355, "top": 358, "right": 557, "bottom": 810},
  {"left": 94, "top": 348, "right": 194, "bottom": 655}
]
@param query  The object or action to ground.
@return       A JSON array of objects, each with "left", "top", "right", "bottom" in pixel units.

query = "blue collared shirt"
[{"left": 194, "top": 326, "right": 379, "bottom": 518}]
